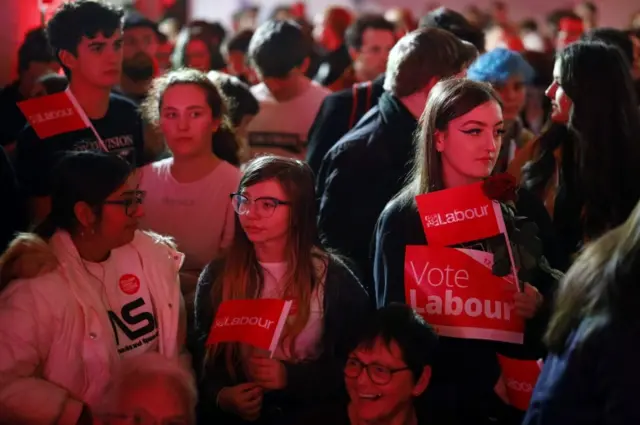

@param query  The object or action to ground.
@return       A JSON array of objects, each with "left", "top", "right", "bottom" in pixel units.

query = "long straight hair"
[
  {"left": 546, "top": 199, "right": 640, "bottom": 353},
  {"left": 556, "top": 41, "right": 640, "bottom": 240},
  {"left": 207, "top": 156, "right": 326, "bottom": 376},
  {"left": 403, "top": 78, "right": 502, "bottom": 201}
]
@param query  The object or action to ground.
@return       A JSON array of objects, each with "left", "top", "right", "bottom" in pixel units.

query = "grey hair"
[{"left": 98, "top": 353, "right": 197, "bottom": 424}]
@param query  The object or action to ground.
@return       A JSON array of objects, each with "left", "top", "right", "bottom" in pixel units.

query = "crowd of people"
[{"left": 1, "top": 0, "right": 640, "bottom": 424}]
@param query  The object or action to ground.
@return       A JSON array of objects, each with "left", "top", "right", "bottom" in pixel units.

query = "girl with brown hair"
[{"left": 192, "top": 155, "right": 371, "bottom": 424}]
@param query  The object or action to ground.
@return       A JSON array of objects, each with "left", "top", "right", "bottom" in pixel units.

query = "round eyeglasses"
[
  {"left": 230, "top": 193, "right": 290, "bottom": 218},
  {"left": 103, "top": 190, "right": 146, "bottom": 217},
  {"left": 344, "top": 357, "right": 411, "bottom": 385}
]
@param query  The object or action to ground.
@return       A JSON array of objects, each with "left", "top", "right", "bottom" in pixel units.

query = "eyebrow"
[
  {"left": 88, "top": 41, "right": 106, "bottom": 48},
  {"left": 162, "top": 105, "right": 207, "bottom": 111},
  {"left": 460, "top": 120, "right": 505, "bottom": 127}
]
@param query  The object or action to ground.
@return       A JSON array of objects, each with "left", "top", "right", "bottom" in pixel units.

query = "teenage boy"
[
  {"left": 15, "top": 0, "right": 146, "bottom": 224},
  {"left": 246, "top": 19, "right": 331, "bottom": 159}
]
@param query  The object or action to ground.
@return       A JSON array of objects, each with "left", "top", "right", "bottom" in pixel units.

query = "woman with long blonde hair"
[{"left": 191, "top": 155, "right": 371, "bottom": 424}]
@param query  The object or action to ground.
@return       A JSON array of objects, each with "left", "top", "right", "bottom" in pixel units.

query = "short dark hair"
[
  {"left": 17, "top": 27, "right": 56, "bottom": 73},
  {"left": 224, "top": 29, "right": 254, "bottom": 55},
  {"left": 207, "top": 71, "right": 260, "bottom": 126},
  {"left": 46, "top": 0, "right": 124, "bottom": 75},
  {"left": 248, "top": 19, "right": 309, "bottom": 79},
  {"left": 123, "top": 10, "right": 160, "bottom": 35},
  {"left": 581, "top": 28, "right": 634, "bottom": 65},
  {"left": 520, "top": 18, "right": 538, "bottom": 32},
  {"left": 419, "top": 7, "right": 485, "bottom": 52},
  {"left": 345, "top": 14, "right": 395, "bottom": 50},
  {"left": 351, "top": 304, "right": 438, "bottom": 381}
]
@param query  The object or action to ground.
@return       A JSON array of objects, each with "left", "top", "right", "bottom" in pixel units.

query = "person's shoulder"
[
  {"left": 325, "top": 113, "right": 380, "bottom": 162},
  {"left": 217, "top": 160, "right": 242, "bottom": 185},
  {"left": 0, "top": 81, "right": 21, "bottom": 102},
  {"left": 379, "top": 191, "right": 417, "bottom": 228},
  {"left": 108, "top": 93, "right": 141, "bottom": 117},
  {"left": 1, "top": 267, "right": 69, "bottom": 310},
  {"left": 249, "top": 83, "right": 272, "bottom": 102},
  {"left": 309, "top": 80, "right": 332, "bottom": 97},
  {"left": 109, "top": 92, "right": 138, "bottom": 108}
]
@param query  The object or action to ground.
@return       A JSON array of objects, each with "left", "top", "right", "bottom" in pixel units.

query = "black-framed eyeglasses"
[
  {"left": 95, "top": 410, "right": 188, "bottom": 425},
  {"left": 230, "top": 192, "right": 290, "bottom": 218},
  {"left": 103, "top": 190, "right": 146, "bottom": 217},
  {"left": 344, "top": 357, "right": 411, "bottom": 385}
]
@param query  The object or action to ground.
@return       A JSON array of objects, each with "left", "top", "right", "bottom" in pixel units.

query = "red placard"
[
  {"left": 206, "top": 299, "right": 292, "bottom": 355},
  {"left": 497, "top": 354, "right": 543, "bottom": 411},
  {"left": 415, "top": 181, "right": 505, "bottom": 247},
  {"left": 405, "top": 245, "right": 524, "bottom": 344},
  {"left": 17, "top": 90, "right": 89, "bottom": 139}
]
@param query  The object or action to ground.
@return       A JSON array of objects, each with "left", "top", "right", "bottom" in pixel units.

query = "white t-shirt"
[
  {"left": 258, "top": 261, "right": 325, "bottom": 361},
  {"left": 247, "top": 81, "right": 330, "bottom": 160},
  {"left": 83, "top": 244, "right": 159, "bottom": 358},
  {"left": 139, "top": 158, "right": 240, "bottom": 272}
]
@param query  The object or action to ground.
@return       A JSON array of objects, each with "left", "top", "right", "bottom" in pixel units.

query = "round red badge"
[{"left": 119, "top": 274, "right": 140, "bottom": 295}]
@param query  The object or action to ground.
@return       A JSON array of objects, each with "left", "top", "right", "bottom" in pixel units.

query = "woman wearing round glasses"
[
  {"left": 0, "top": 152, "right": 190, "bottom": 425},
  {"left": 192, "top": 155, "right": 371, "bottom": 424}
]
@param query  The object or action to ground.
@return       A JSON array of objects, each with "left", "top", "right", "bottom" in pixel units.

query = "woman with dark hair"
[
  {"left": 523, "top": 200, "right": 640, "bottom": 425},
  {"left": 0, "top": 151, "right": 188, "bottom": 425},
  {"left": 172, "top": 25, "right": 225, "bottom": 73},
  {"left": 207, "top": 70, "right": 260, "bottom": 162},
  {"left": 373, "top": 79, "right": 562, "bottom": 425},
  {"left": 192, "top": 155, "right": 371, "bottom": 425},
  {"left": 511, "top": 41, "right": 640, "bottom": 263},
  {"left": 139, "top": 69, "right": 241, "bottom": 309}
]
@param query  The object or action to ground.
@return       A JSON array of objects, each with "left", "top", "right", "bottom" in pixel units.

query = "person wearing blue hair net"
[{"left": 468, "top": 48, "right": 536, "bottom": 173}]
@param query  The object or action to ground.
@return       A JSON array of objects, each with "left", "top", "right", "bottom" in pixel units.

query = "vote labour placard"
[
  {"left": 497, "top": 354, "right": 543, "bottom": 411},
  {"left": 206, "top": 298, "right": 292, "bottom": 355},
  {"left": 405, "top": 245, "right": 524, "bottom": 344},
  {"left": 17, "top": 90, "right": 89, "bottom": 139},
  {"left": 415, "top": 181, "right": 505, "bottom": 247}
]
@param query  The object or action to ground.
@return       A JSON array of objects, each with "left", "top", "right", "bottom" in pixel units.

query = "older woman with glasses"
[
  {"left": 191, "top": 155, "right": 372, "bottom": 425},
  {"left": 293, "top": 304, "right": 438, "bottom": 425},
  {"left": 0, "top": 152, "right": 190, "bottom": 425}
]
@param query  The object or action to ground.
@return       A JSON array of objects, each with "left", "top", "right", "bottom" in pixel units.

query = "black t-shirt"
[
  {"left": 0, "top": 81, "right": 27, "bottom": 147},
  {"left": 15, "top": 93, "right": 146, "bottom": 197}
]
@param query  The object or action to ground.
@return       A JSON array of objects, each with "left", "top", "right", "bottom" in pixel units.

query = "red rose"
[{"left": 482, "top": 173, "right": 518, "bottom": 203}]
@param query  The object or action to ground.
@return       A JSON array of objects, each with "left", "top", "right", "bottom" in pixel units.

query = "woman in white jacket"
[{"left": 0, "top": 152, "right": 189, "bottom": 425}]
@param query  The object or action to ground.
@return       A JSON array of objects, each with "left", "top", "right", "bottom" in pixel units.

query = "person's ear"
[
  {"left": 58, "top": 49, "right": 77, "bottom": 73},
  {"left": 74, "top": 201, "right": 97, "bottom": 230},
  {"left": 411, "top": 365, "right": 431, "bottom": 397},
  {"left": 434, "top": 130, "right": 446, "bottom": 153},
  {"left": 348, "top": 46, "right": 359, "bottom": 61}
]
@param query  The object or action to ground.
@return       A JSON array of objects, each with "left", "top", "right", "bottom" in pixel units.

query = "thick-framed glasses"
[
  {"left": 103, "top": 190, "right": 146, "bottom": 217},
  {"left": 230, "top": 192, "right": 290, "bottom": 218},
  {"left": 344, "top": 357, "right": 411, "bottom": 385},
  {"left": 95, "top": 410, "right": 188, "bottom": 425}
]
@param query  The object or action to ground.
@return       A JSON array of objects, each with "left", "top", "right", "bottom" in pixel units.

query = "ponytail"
[{"left": 212, "top": 117, "right": 241, "bottom": 166}]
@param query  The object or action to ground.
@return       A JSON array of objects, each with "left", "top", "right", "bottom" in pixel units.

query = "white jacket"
[{"left": 0, "top": 230, "right": 188, "bottom": 425}]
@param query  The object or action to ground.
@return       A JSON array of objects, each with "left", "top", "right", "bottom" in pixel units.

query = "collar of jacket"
[{"left": 378, "top": 92, "right": 419, "bottom": 141}]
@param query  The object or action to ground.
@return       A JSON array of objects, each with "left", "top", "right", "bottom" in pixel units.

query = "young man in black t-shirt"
[{"left": 15, "top": 0, "right": 146, "bottom": 223}]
